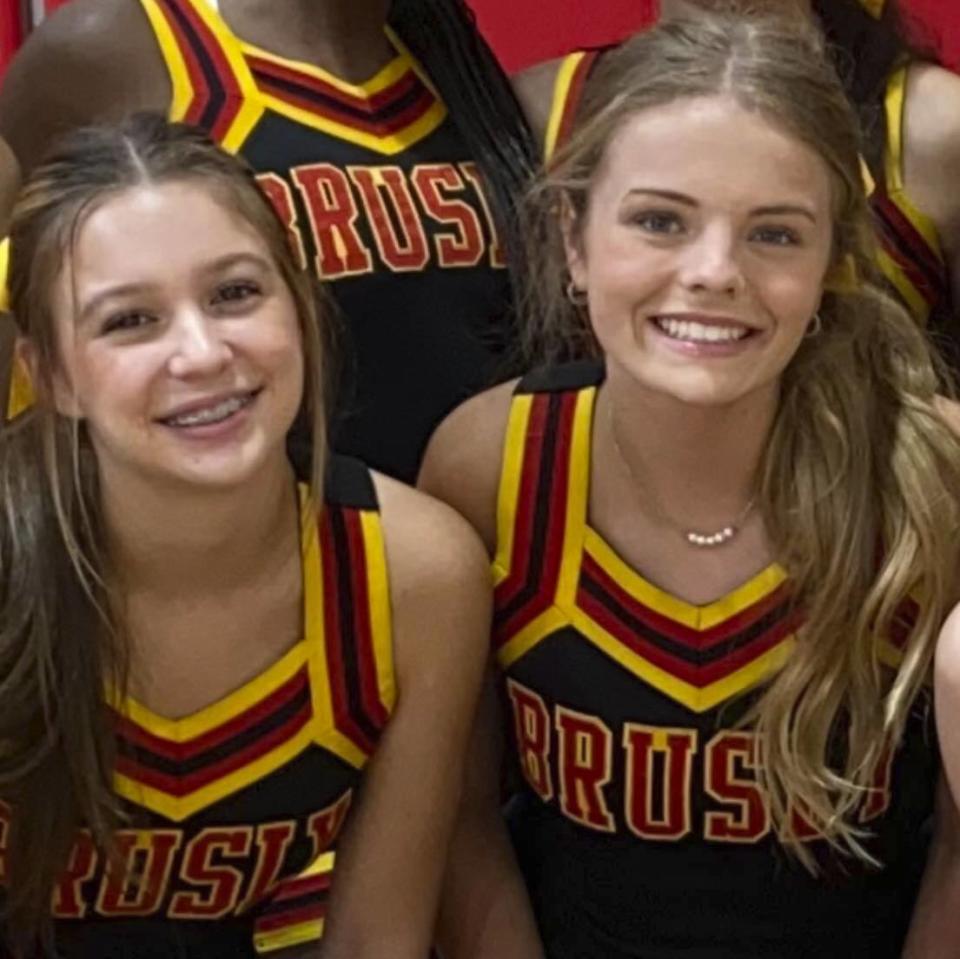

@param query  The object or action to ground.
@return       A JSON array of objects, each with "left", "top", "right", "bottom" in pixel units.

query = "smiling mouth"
[
  {"left": 160, "top": 390, "right": 260, "bottom": 428},
  {"left": 652, "top": 317, "right": 755, "bottom": 344}
]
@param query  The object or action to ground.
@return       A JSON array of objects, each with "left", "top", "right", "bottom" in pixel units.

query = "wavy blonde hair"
[{"left": 521, "top": 9, "right": 960, "bottom": 865}]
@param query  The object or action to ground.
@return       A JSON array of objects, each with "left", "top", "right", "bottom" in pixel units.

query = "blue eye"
[
  {"left": 213, "top": 281, "right": 260, "bottom": 305},
  {"left": 751, "top": 226, "right": 800, "bottom": 246},
  {"left": 101, "top": 311, "right": 153, "bottom": 335},
  {"left": 633, "top": 211, "right": 685, "bottom": 236}
]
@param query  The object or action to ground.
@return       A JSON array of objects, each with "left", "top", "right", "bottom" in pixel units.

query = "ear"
[{"left": 559, "top": 192, "right": 589, "bottom": 292}]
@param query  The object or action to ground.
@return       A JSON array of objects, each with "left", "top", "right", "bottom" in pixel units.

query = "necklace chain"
[{"left": 606, "top": 399, "right": 756, "bottom": 548}]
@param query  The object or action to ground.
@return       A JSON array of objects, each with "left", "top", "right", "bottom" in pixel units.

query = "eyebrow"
[
  {"left": 77, "top": 251, "right": 272, "bottom": 323},
  {"left": 625, "top": 189, "right": 818, "bottom": 223}
]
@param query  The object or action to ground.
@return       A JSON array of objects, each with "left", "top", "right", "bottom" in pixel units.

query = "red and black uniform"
[
  {"left": 138, "top": 0, "right": 510, "bottom": 481},
  {"left": 0, "top": 457, "right": 394, "bottom": 957},
  {"left": 493, "top": 363, "right": 936, "bottom": 959}
]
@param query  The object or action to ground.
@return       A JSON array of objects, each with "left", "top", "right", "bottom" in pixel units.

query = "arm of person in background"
[
  {"left": 418, "top": 383, "right": 544, "bottom": 959},
  {"left": 316, "top": 475, "right": 494, "bottom": 959},
  {"left": 902, "top": 604, "right": 960, "bottom": 957},
  {"left": 903, "top": 62, "right": 960, "bottom": 347}
]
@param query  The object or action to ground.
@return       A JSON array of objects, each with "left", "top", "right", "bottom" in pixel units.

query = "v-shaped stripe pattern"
[{"left": 247, "top": 53, "right": 438, "bottom": 139}]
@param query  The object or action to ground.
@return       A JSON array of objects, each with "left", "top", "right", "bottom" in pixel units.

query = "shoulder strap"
[
  {"left": 492, "top": 364, "right": 599, "bottom": 660},
  {"left": 543, "top": 49, "right": 605, "bottom": 162},
  {"left": 138, "top": 0, "right": 263, "bottom": 151}
]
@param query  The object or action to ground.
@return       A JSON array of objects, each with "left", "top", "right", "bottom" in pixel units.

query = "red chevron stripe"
[
  {"left": 248, "top": 55, "right": 420, "bottom": 114},
  {"left": 320, "top": 509, "right": 376, "bottom": 756},
  {"left": 115, "top": 699, "right": 312, "bottom": 797},
  {"left": 344, "top": 509, "right": 390, "bottom": 730},
  {"left": 581, "top": 550, "right": 793, "bottom": 652},
  {"left": 155, "top": 0, "right": 211, "bottom": 126},
  {"left": 115, "top": 667, "right": 310, "bottom": 761},
  {"left": 576, "top": 584, "right": 797, "bottom": 689},
  {"left": 554, "top": 50, "right": 602, "bottom": 154},
  {"left": 270, "top": 872, "right": 332, "bottom": 904},
  {"left": 495, "top": 391, "right": 577, "bottom": 644},
  {"left": 493, "top": 395, "right": 551, "bottom": 613},
  {"left": 164, "top": 0, "right": 243, "bottom": 140},
  {"left": 255, "top": 901, "right": 326, "bottom": 934}
]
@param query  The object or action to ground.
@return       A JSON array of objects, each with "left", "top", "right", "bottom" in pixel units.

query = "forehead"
[
  {"left": 68, "top": 181, "right": 268, "bottom": 287},
  {"left": 594, "top": 95, "right": 833, "bottom": 212}
]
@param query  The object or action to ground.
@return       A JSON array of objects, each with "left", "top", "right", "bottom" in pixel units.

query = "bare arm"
[
  {"left": 418, "top": 382, "right": 542, "bottom": 958},
  {"left": 0, "top": 0, "right": 169, "bottom": 212},
  {"left": 902, "top": 63, "right": 960, "bottom": 348},
  {"left": 903, "top": 605, "right": 960, "bottom": 955},
  {"left": 433, "top": 676, "right": 543, "bottom": 959},
  {"left": 317, "top": 476, "right": 492, "bottom": 959}
]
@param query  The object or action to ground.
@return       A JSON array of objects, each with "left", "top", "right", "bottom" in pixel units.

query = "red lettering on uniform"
[
  {"left": 291, "top": 163, "right": 373, "bottom": 278},
  {"left": 307, "top": 791, "right": 354, "bottom": 859},
  {"left": 241, "top": 821, "right": 297, "bottom": 910},
  {"left": 349, "top": 166, "right": 429, "bottom": 272},
  {"left": 257, "top": 172, "right": 307, "bottom": 270},
  {"left": 169, "top": 827, "right": 251, "bottom": 920},
  {"left": 411, "top": 165, "right": 485, "bottom": 268},
  {"left": 555, "top": 706, "right": 615, "bottom": 832},
  {"left": 861, "top": 745, "right": 894, "bottom": 822},
  {"left": 623, "top": 724, "right": 697, "bottom": 840},
  {"left": 96, "top": 831, "right": 181, "bottom": 917},
  {"left": 52, "top": 832, "right": 98, "bottom": 919},
  {"left": 506, "top": 679, "right": 553, "bottom": 802},
  {"left": 704, "top": 732, "right": 770, "bottom": 843},
  {"left": 460, "top": 162, "right": 506, "bottom": 268}
]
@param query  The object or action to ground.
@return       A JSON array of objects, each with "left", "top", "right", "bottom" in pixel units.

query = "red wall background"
[{"left": 1, "top": 1, "right": 960, "bottom": 78}]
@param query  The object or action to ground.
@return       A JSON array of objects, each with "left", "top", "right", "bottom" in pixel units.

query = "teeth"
[
  {"left": 166, "top": 394, "right": 252, "bottom": 427},
  {"left": 655, "top": 318, "right": 750, "bottom": 343}
]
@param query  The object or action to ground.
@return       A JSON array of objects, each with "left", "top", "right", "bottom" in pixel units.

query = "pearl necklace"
[{"left": 607, "top": 402, "right": 756, "bottom": 549}]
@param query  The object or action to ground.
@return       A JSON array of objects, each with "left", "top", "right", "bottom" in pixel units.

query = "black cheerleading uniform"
[
  {"left": 135, "top": 0, "right": 511, "bottom": 482},
  {"left": 0, "top": 458, "right": 394, "bottom": 958},
  {"left": 492, "top": 363, "right": 937, "bottom": 959}
]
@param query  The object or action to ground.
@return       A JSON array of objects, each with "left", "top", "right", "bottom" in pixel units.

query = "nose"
[
  {"left": 166, "top": 308, "right": 232, "bottom": 379},
  {"left": 679, "top": 223, "right": 744, "bottom": 297}
]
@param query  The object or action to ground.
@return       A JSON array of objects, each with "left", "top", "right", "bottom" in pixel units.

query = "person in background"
[{"left": 0, "top": 0, "right": 542, "bottom": 482}]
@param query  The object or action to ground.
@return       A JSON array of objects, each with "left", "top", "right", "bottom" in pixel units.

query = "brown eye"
[
  {"left": 212, "top": 281, "right": 261, "bottom": 305},
  {"left": 101, "top": 311, "right": 153, "bottom": 335}
]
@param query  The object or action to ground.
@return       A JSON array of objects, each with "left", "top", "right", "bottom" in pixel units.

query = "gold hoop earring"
[
  {"left": 565, "top": 281, "right": 588, "bottom": 307},
  {"left": 805, "top": 312, "right": 823, "bottom": 338}
]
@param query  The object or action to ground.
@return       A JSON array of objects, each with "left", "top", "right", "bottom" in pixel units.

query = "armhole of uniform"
[
  {"left": 138, "top": 0, "right": 199, "bottom": 121},
  {"left": 543, "top": 50, "right": 601, "bottom": 162}
]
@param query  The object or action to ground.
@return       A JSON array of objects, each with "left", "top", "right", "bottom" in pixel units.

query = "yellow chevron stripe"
[
  {"left": 583, "top": 529, "right": 788, "bottom": 631},
  {"left": 360, "top": 508, "right": 396, "bottom": 717},
  {"left": 573, "top": 604, "right": 795, "bottom": 713},
  {"left": 139, "top": 0, "right": 195, "bottom": 122}
]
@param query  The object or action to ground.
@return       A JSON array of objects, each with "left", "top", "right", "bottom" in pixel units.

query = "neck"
[
  {"left": 224, "top": 0, "right": 394, "bottom": 80},
  {"left": 601, "top": 360, "right": 777, "bottom": 528},
  {"left": 101, "top": 456, "right": 299, "bottom": 598}
]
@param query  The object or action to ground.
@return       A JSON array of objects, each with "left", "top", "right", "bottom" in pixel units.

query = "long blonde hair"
[
  {"left": 1, "top": 114, "right": 331, "bottom": 951},
  {"left": 522, "top": 10, "right": 960, "bottom": 864}
]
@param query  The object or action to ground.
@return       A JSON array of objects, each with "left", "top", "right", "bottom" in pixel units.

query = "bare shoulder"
[
  {"left": 510, "top": 58, "right": 566, "bottom": 159},
  {"left": 417, "top": 379, "right": 518, "bottom": 554},
  {"left": 372, "top": 471, "right": 490, "bottom": 613},
  {"left": 902, "top": 63, "right": 960, "bottom": 231},
  {"left": 0, "top": 0, "right": 169, "bottom": 175},
  {"left": 936, "top": 604, "right": 960, "bottom": 686}
]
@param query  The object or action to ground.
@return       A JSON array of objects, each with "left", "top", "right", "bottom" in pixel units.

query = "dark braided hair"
[
  {"left": 389, "top": 0, "right": 539, "bottom": 343},
  {"left": 813, "top": 0, "right": 932, "bottom": 171}
]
